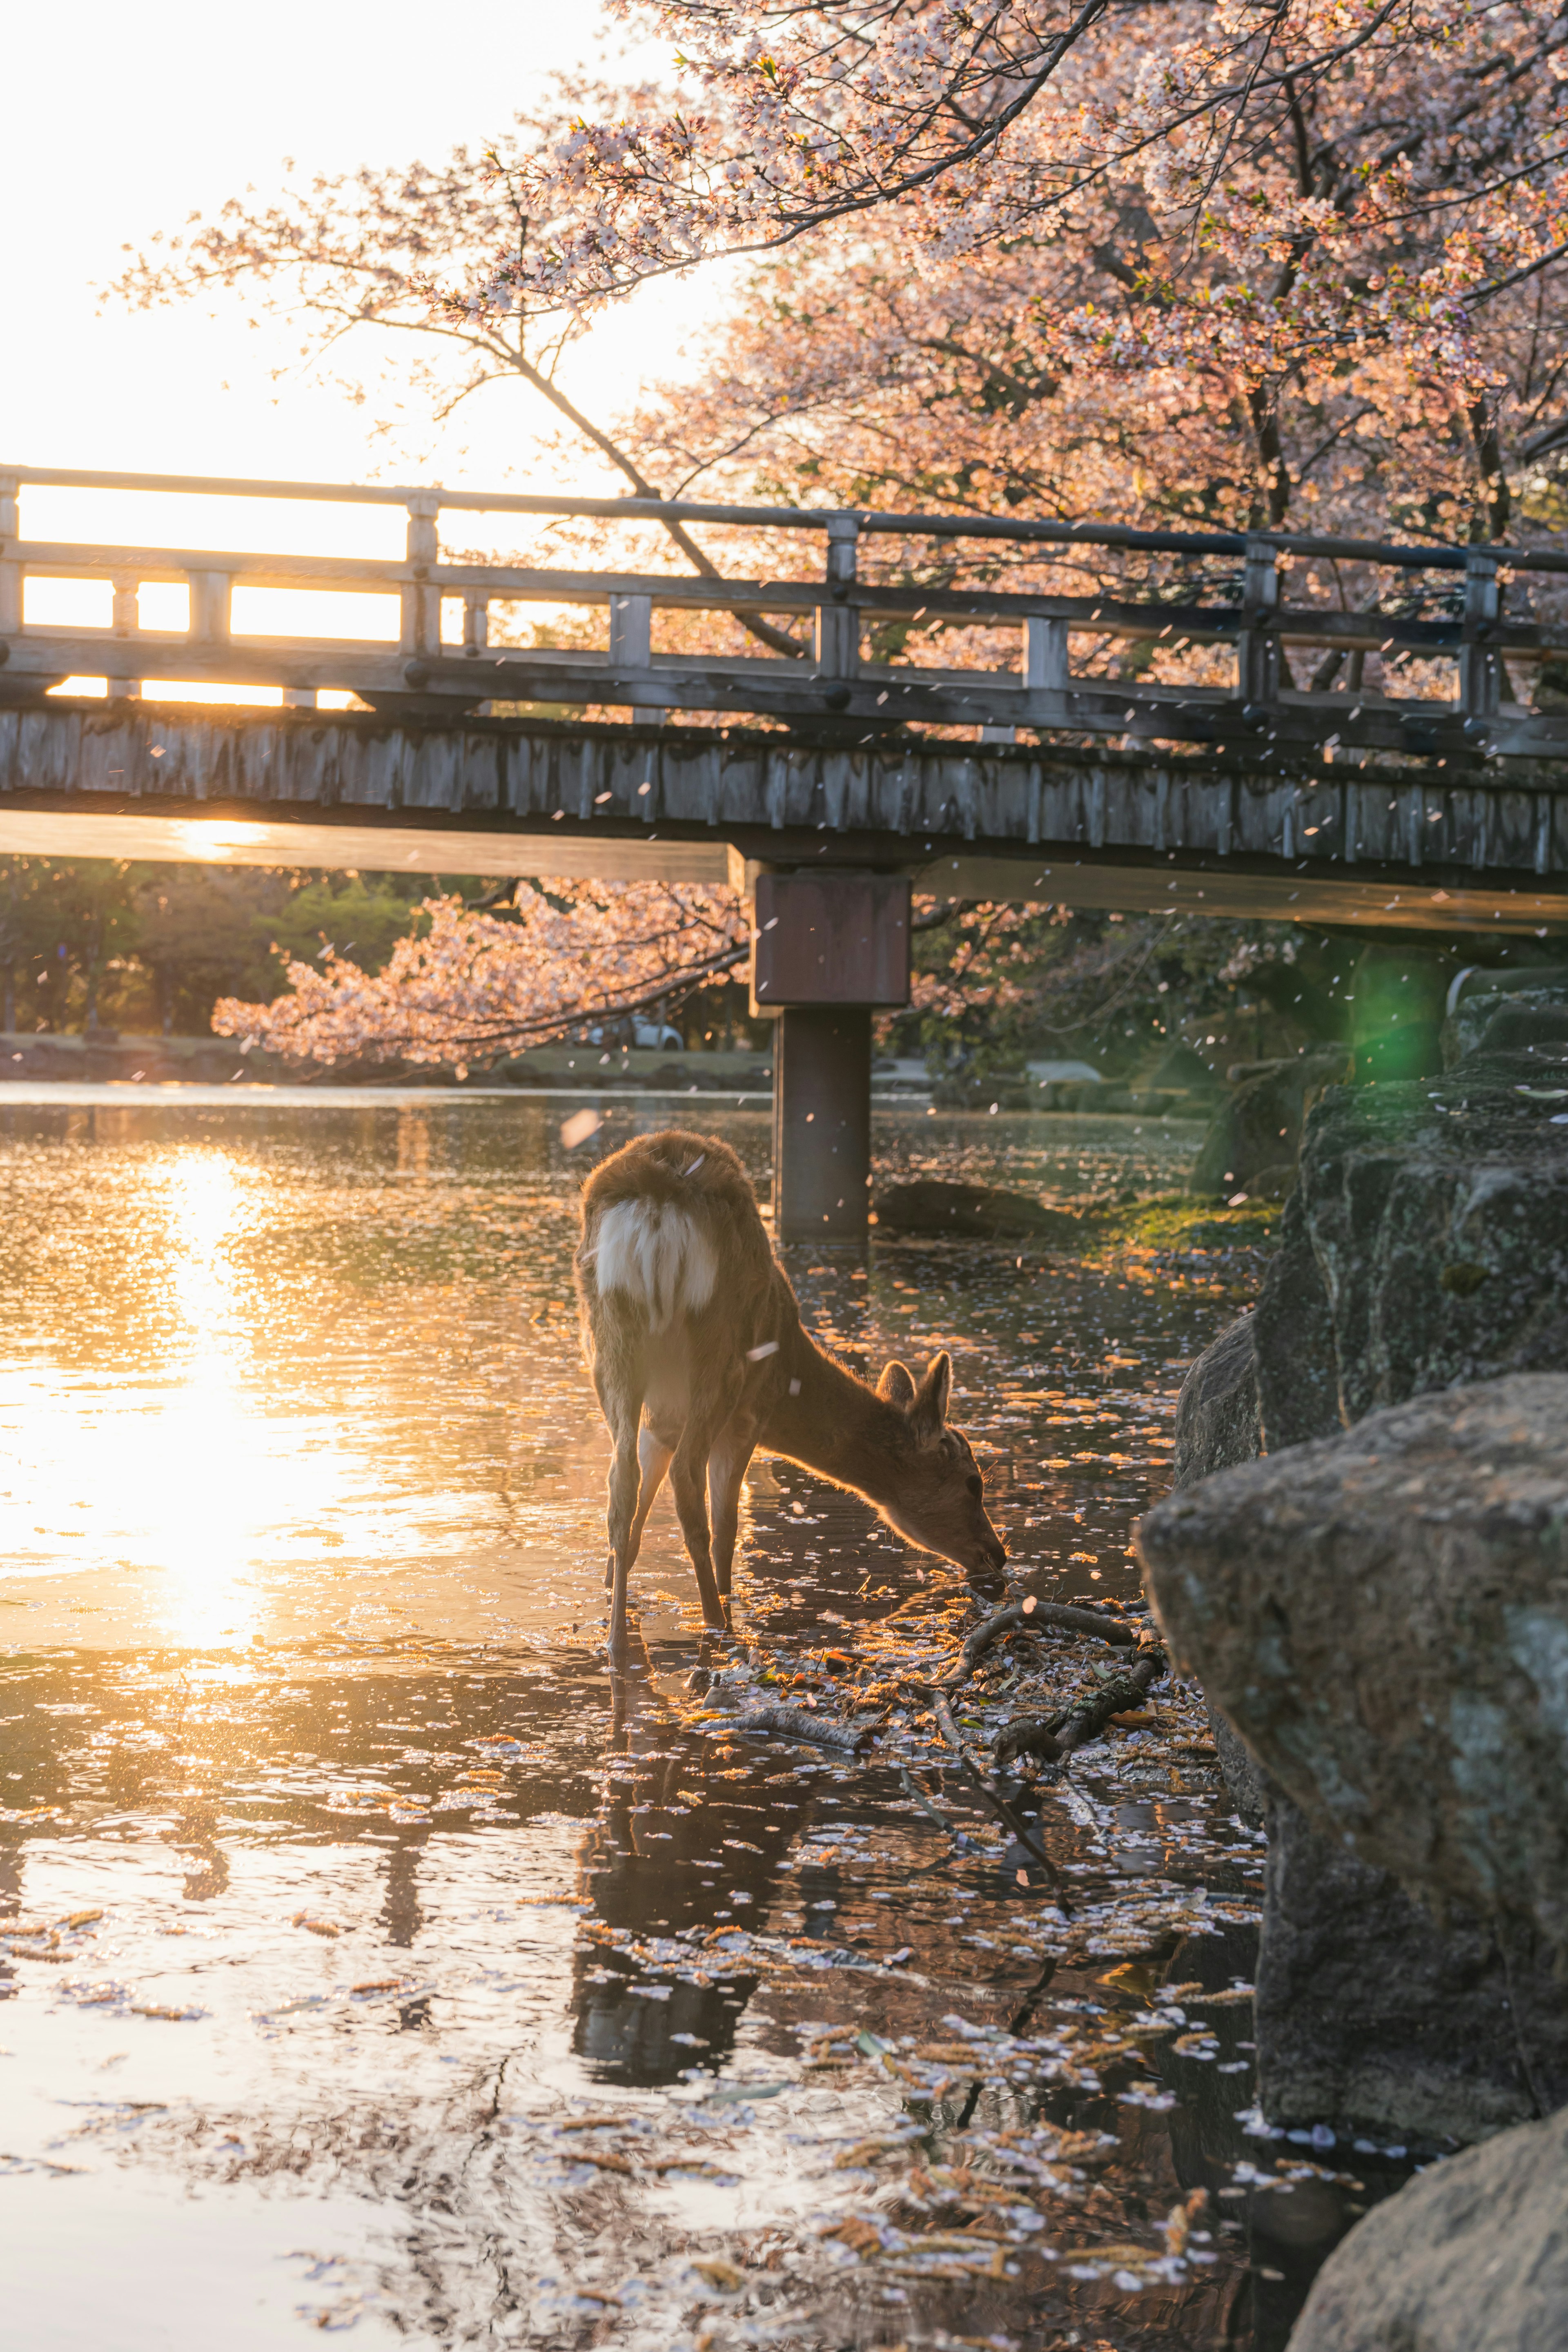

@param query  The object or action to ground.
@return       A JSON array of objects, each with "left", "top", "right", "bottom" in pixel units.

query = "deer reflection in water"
[{"left": 568, "top": 1642, "right": 820, "bottom": 2086}]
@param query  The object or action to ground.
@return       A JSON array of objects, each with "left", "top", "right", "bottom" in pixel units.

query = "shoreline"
[{"left": 0, "top": 1080, "right": 1217, "bottom": 1116}]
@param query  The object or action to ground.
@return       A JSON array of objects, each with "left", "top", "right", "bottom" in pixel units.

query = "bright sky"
[{"left": 2, "top": 0, "right": 715, "bottom": 564}]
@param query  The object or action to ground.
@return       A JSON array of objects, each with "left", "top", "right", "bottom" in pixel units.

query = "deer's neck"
[{"left": 758, "top": 1328, "right": 910, "bottom": 1506}]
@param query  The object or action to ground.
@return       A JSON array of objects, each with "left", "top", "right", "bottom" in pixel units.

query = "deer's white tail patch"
[{"left": 593, "top": 1200, "right": 718, "bottom": 1331}]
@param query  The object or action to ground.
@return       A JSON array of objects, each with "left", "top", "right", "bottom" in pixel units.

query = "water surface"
[{"left": 0, "top": 1098, "right": 1393, "bottom": 2350}]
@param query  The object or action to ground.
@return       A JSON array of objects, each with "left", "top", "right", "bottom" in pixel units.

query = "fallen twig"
[
  {"left": 931, "top": 1693, "right": 1073, "bottom": 1913},
  {"left": 949, "top": 1599, "right": 1140, "bottom": 1686},
  {"left": 993, "top": 1646, "right": 1167, "bottom": 1770}
]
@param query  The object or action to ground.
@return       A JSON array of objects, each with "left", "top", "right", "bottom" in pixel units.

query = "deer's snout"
[{"left": 964, "top": 1534, "right": 1007, "bottom": 1598}]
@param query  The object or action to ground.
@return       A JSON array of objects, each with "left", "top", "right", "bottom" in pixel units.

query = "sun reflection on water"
[
  {"left": 0, "top": 1146, "right": 358, "bottom": 1649},
  {"left": 149, "top": 1152, "right": 265, "bottom": 1646}
]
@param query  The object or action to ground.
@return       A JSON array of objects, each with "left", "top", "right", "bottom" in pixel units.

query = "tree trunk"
[
  {"left": 1247, "top": 382, "right": 1292, "bottom": 527},
  {"left": 1468, "top": 399, "right": 1512, "bottom": 539},
  {"left": 83, "top": 916, "right": 102, "bottom": 1035}
]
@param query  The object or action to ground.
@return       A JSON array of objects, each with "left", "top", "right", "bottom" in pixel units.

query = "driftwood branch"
[
  {"left": 733, "top": 1703, "right": 870, "bottom": 1754},
  {"left": 900, "top": 1766, "right": 961, "bottom": 1835}
]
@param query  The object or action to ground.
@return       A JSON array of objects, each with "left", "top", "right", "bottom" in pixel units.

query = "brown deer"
[{"left": 576, "top": 1128, "right": 1006, "bottom": 1657}]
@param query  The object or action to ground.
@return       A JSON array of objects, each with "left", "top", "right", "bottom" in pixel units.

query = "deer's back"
[{"left": 577, "top": 1131, "right": 781, "bottom": 1347}]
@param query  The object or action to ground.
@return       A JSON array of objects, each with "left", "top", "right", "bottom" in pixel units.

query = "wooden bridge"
[{"left": 2, "top": 461, "right": 1566, "bottom": 1236}]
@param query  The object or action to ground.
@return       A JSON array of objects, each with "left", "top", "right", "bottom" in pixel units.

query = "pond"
[{"left": 0, "top": 1094, "right": 1395, "bottom": 2350}]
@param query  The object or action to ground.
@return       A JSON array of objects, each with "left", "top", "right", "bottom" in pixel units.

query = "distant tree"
[
  {"left": 131, "top": 866, "right": 297, "bottom": 1033},
  {"left": 0, "top": 860, "right": 143, "bottom": 1034},
  {"left": 0, "top": 862, "right": 69, "bottom": 1031},
  {"left": 259, "top": 874, "right": 437, "bottom": 980},
  {"left": 902, "top": 901, "right": 1336, "bottom": 1078}
]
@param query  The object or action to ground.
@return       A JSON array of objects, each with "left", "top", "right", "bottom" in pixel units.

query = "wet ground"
[{"left": 0, "top": 1096, "right": 1408, "bottom": 2349}]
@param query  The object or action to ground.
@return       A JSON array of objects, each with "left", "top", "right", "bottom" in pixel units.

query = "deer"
[{"left": 575, "top": 1128, "right": 1006, "bottom": 1658}]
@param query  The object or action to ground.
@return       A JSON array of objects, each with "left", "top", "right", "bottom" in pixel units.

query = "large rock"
[
  {"left": 1251, "top": 1056, "right": 1568, "bottom": 1448},
  {"left": 1187, "top": 1048, "right": 1350, "bottom": 1199},
  {"left": 1163, "top": 1333, "right": 1568, "bottom": 2135},
  {"left": 1140, "top": 1375, "right": 1568, "bottom": 1977},
  {"left": 1289, "top": 2105, "right": 1568, "bottom": 2351},
  {"left": 1443, "top": 967, "right": 1568, "bottom": 1068},
  {"left": 1172, "top": 1316, "right": 1270, "bottom": 1824},
  {"left": 1258, "top": 1794, "right": 1550, "bottom": 2144},
  {"left": 1172, "top": 1314, "right": 1262, "bottom": 1485},
  {"left": 1159, "top": 1063, "right": 1568, "bottom": 2146}
]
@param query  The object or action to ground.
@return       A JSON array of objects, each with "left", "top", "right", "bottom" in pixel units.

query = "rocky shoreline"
[{"left": 1136, "top": 973, "right": 1568, "bottom": 2348}]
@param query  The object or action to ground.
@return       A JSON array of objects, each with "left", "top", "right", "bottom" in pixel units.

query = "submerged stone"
[{"left": 870, "top": 1181, "right": 1086, "bottom": 1239}]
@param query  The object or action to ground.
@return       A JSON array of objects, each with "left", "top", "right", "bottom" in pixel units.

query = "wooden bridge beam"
[{"left": 0, "top": 703, "right": 1563, "bottom": 935}]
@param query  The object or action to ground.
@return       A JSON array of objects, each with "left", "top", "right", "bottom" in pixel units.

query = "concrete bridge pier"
[
  {"left": 748, "top": 869, "right": 912, "bottom": 1244},
  {"left": 772, "top": 1007, "right": 874, "bottom": 1242}
]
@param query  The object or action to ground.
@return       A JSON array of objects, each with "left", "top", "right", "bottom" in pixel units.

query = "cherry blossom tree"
[
  {"left": 108, "top": 105, "right": 806, "bottom": 654},
  {"left": 211, "top": 880, "right": 750, "bottom": 1070},
  {"left": 129, "top": 2, "right": 1568, "bottom": 1069},
  {"left": 497, "top": 0, "right": 1568, "bottom": 549}
]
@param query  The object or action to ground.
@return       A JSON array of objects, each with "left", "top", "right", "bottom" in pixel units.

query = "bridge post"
[
  {"left": 401, "top": 493, "right": 441, "bottom": 658},
  {"left": 1238, "top": 537, "right": 1280, "bottom": 710},
  {"left": 1460, "top": 555, "right": 1501, "bottom": 723},
  {"left": 0, "top": 475, "right": 19, "bottom": 638},
  {"left": 189, "top": 570, "right": 232, "bottom": 644},
  {"left": 813, "top": 514, "right": 860, "bottom": 686},
  {"left": 772, "top": 1007, "right": 874, "bottom": 1243},
  {"left": 609, "top": 592, "right": 666, "bottom": 724},
  {"left": 109, "top": 572, "right": 140, "bottom": 702},
  {"left": 749, "top": 867, "right": 911, "bottom": 1243}
]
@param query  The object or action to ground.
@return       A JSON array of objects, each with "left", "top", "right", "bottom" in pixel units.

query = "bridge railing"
[{"left": 3, "top": 461, "right": 1567, "bottom": 764}]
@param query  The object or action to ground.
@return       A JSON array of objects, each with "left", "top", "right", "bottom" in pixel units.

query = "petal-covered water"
[{"left": 0, "top": 1096, "right": 1405, "bottom": 2349}]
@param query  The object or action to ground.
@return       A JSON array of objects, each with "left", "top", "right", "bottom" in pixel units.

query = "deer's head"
[{"left": 875, "top": 1352, "right": 1006, "bottom": 1586}]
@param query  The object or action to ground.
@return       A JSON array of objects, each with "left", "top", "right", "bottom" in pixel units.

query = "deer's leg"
[
  {"left": 606, "top": 1422, "right": 675, "bottom": 1589},
  {"left": 707, "top": 1410, "right": 757, "bottom": 1601},
  {"left": 601, "top": 1370, "right": 647, "bottom": 1666},
  {"left": 631, "top": 1422, "right": 676, "bottom": 1564},
  {"left": 670, "top": 1410, "right": 731, "bottom": 1633}
]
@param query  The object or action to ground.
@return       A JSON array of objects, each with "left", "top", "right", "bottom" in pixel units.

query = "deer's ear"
[
  {"left": 909, "top": 1351, "right": 953, "bottom": 1441},
  {"left": 878, "top": 1359, "right": 917, "bottom": 1409}
]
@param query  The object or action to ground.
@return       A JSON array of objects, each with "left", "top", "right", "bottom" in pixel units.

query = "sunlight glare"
[{"left": 169, "top": 821, "right": 274, "bottom": 856}]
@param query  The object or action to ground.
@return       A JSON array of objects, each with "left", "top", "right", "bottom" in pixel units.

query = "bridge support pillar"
[
  {"left": 773, "top": 1007, "right": 873, "bottom": 1243},
  {"left": 746, "top": 866, "right": 911, "bottom": 1245}
]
